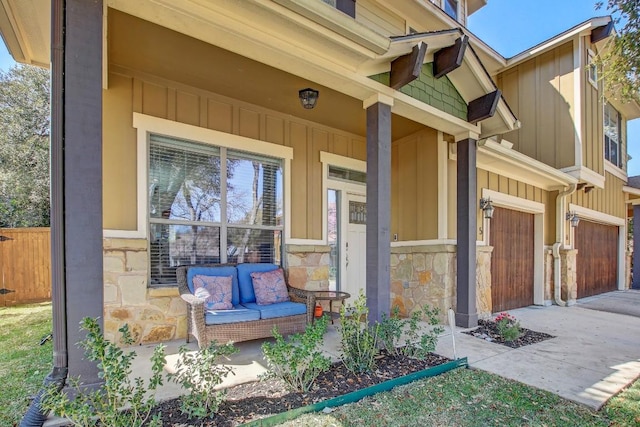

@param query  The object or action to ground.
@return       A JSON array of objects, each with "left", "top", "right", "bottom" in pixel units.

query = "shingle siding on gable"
[{"left": 369, "top": 62, "right": 468, "bottom": 120}]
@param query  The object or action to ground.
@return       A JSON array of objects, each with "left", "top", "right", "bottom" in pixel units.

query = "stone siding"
[
  {"left": 103, "top": 238, "right": 187, "bottom": 345},
  {"left": 285, "top": 245, "right": 331, "bottom": 290},
  {"left": 475, "top": 246, "right": 493, "bottom": 319},
  {"left": 389, "top": 245, "right": 457, "bottom": 323},
  {"left": 560, "top": 249, "right": 577, "bottom": 304}
]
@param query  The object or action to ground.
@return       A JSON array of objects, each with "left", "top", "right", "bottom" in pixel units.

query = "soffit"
[{"left": 0, "top": 0, "right": 50, "bottom": 67}]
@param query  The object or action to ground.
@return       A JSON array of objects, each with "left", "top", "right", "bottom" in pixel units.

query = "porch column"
[
  {"left": 365, "top": 96, "right": 393, "bottom": 323},
  {"left": 633, "top": 205, "right": 640, "bottom": 289},
  {"left": 51, "top": 0, "right": 104, "bottom": 386},
  {"left": 455, "top": 138, "right": 478, "bottom": 327}
]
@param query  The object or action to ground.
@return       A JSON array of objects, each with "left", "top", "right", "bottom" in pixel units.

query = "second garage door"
[
  {"left": 490, "top": 207, "right": 535, "bottom": 312},
  {"left": 575, "top": 220, "right": 618, "bottom": 298}
]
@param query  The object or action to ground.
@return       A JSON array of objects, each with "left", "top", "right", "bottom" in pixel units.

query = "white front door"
[{"left": 344, "top": 193, "right": 366, "bottom": 300}]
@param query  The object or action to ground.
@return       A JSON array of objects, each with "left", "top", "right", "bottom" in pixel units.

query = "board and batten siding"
[
  {"left": 568, "top": 172, "right": 626, "bottom": 219},
  {"left": 356, "top": 0, "right": 406, "bottom": 36},
  {"left": 391, "top": 128, "right": 439, "bottom": 241},
  {"left": 103, "top": 72, "right": 366, "bottom": 241},
  {"left": 582, "top": 37, "right": 605, "bottom": 176},
  {"left": 497, "top": 42, "right": 576, "bottom": 171},
  {"left": 476, "top": 169, "right": 554, "bottom": 245}
]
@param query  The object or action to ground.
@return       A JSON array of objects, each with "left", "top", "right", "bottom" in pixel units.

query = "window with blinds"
[
  {"left": 148, "top": 135, "right": 284, "bottom": 286},
  {"left": 604, "top": 102, "right": 622, "bottom": 168}
]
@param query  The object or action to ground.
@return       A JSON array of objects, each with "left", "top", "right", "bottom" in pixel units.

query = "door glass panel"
[{"left": 328, "top": 189, "right": 339, "bottom": 291}]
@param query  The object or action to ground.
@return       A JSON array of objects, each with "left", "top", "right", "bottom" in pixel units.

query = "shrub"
[
  {"left": 338, "top": 293, "right": 379, "bottom": 374},
  {"left": 42, "top": 317, "right": 166, "bottom": 427},
  {"left": 379, "top": 305, "right": 445, "bottom": 359},
  {"left": 169, "top": 341, "right": 238, "bottom": 419},
  {"left": 495, "top": 312, "right": 521, "bottom": 342},
  {"left": 261, "top": 314, "right": 331, "bottom": 392}
]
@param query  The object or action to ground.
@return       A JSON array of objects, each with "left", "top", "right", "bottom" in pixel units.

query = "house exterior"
[{"left": 1, "top": 0, "right": 638, "bottom": 383}]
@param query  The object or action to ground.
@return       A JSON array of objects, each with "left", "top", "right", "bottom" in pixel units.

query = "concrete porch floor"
[{"left": 129, "top": 290, "right": 640, "bottom": 411}]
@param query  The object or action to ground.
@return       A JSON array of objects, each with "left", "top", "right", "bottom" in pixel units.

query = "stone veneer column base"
[
  {"left": 103, "top": 238, "right": 187, "bottom": 345},
  {"left": 475, "top": 246, "right": 493, "bottom": 319},
  {"left": 390, "top": 244, "right": 457, "bottom": 324},
  {"left": 560, "top": 249, "right": 578, "bottom": 305}
]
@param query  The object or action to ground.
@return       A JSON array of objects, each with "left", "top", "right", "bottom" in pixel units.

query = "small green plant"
[
  {"left": 494, "top": 312, "right": 522, "bottom": 342},
  {"left": 41, "top": 317, "right": 166, "bottom": 427},
  {"left": 261, "top": 315, "right": 331, "bottom": 392},
  {"left": 379, "top": 305, "right": 445, "bottom": 359},
  {"left": 169, "top": 341, "right": 238, "bottom": 419},
  {"left": 338, "top": 293, "right": 379, "bottom": 374}
]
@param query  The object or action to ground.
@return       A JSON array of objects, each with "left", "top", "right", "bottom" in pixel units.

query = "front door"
[{"left": 344, "top": 193, "right": 366, "bottom": 299}]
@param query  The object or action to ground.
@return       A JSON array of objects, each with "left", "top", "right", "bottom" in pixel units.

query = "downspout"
[
  {"left": 552, "top": 184, "right": 577, "bottom": 307},
  {"left": 20, "top": 1, "right": 67, "bottom": 425}
]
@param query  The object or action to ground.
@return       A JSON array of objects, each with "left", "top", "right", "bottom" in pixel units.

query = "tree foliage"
[
  {"left": 0, "top": 64, "right": 50, "bottom": 227},
  {"left": 595, "top": 0, "right": 640, "bottom": 101}
]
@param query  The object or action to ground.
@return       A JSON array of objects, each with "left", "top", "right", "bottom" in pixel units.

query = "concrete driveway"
[{"left": 435, "top": 290, "right": 640, "bottom": 410}]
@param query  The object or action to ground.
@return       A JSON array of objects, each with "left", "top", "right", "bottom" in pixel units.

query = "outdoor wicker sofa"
[{"left": 177, "top": 263, "right": 315, "bottom": 348}]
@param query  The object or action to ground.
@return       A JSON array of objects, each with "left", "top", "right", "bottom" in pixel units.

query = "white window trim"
[
  {"left": 604, "top": 102, "right": 622, "bottom": 169},
  {"left": 103, "top": 113, "right": 293, "bottom": 239},
  {"left": 568, "top": 203, "right": 626, "bottom": 290},
  {"left": 604, "top": 160, "right": 627, "bottom": 182},
  {"left": 304, "top": 151, "right": 367, "bottom": 247},
  {"left": 587, "top": 49, "right": 598, "bottom": 89},
  {"left": 481, "top": 189, "right": 546, "bottom": 306}
]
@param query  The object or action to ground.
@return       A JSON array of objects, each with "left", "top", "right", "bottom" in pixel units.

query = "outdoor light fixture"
[
  {"left": 479, "top": 198, "right": 494, "bottom": 219},
  {"left": 299, "top": 88, "right": 319, "bottom": 109},
  {"left": 566, "top": 211, "right": 580, "bottom": 227}
]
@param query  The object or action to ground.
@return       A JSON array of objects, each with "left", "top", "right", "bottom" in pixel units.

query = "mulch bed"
[
  {"left": 152, "top": 350, "right": 451, "bottom": 426},
  {"left": 463, "top": 319, "right": 555, "bottom": 349}
]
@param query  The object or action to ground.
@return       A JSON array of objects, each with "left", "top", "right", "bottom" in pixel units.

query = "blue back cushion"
[
  {"left": 236, "top": 263, "right": 280, "bottom": 304},
  {"left": 187, "top": 266, "right": 240, "bottom": 306}
]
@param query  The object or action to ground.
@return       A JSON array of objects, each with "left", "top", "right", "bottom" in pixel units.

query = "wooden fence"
[{"left": 0, "top": 228, "right": 51, "bottom": 306}]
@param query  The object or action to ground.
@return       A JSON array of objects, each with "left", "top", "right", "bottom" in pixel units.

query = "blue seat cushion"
[
  {"left": 241, "top": 301, "right": 307, "bottom": 320},
  {"left": 205, "top": 305, "right": 260, "bottom": 325},
  {"left": 187, "top": 266, "right": 240, "bottom": 306},
  {"left": 236, "top": 263, "right": 280, "bottom": 304}
]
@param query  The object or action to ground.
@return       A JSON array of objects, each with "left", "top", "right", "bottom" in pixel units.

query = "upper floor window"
[
  {"left": 148, "top": 135, "right": 283, "bottom": 285},
  {"left": 588, "top": 50, "right": 598, "bottom": 88},
  {"left": 320, "top": 0, "right": 355, "bottom": 18},
  {"left": 444, "top": 0, "right": 459, "bottom": 20},
  {"left": 604, "top": 102, "right": 622, "bottom": 168}
]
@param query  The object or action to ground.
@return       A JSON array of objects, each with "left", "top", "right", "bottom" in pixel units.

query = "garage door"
[
  {"left": 575, "top": 220, "right": 618, "bottom": 298},
  {"left": 490, "top": 207, "right": 535, "bottom": 312}
]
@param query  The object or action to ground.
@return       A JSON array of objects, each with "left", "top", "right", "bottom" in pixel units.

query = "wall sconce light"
[
  {"left": 299, "top": 88, "right": 319, "bottom": 109},
  {"left": 566, "top": 211, "right": 580, "bottom": 227},
  {"left": 479, "top": 198, "right": 494, "bottom": 219}
]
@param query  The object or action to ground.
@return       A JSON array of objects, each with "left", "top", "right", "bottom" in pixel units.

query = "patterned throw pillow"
[
  {"left": 192, "top": 275, "right": 233, "bottom": 310},
  {"left": 251, "top": 268, "right": 290, "bottom": 305}
]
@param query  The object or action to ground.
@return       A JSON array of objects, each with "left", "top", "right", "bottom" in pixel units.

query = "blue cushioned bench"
[{"left": 177, "top": 263, "right": 315, "bottom": 348}]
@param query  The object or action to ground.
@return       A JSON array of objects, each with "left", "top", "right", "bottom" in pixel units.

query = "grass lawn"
[
  {"left": 1, "top": 303, "right": 639, "bottom": 427},
  {"left": 0, "top": 302, "right": 52, "bottom": 427}
]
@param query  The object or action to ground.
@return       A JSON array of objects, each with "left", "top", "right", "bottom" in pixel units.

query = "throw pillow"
[
  {"left": 251, "top": 268, "right": 290, "bottom": 305},
  {"left": 192, "top": 275, "right": 233, "bottom": 310}
]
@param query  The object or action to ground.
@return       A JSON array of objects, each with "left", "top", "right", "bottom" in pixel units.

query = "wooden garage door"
[
  {"left": 490, "top": 207, "right": 534, "bottom": 312},
  {"left": 575, "top": 220, "right": 617, "bottom": 298}
]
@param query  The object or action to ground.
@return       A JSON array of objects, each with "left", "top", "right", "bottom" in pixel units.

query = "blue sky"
[
  {"left": 468, "top": 0, "right": 640, "bottom": 176},
  {"left": 0, "top": 1, "right": 637, "bottom": 174}
]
